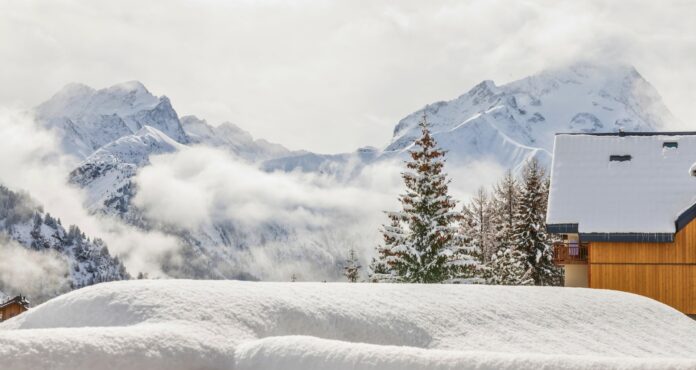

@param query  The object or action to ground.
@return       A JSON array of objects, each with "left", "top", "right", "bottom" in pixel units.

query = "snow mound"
[{"left": 2, "top": 280, "right": 696, "bottom": 369}]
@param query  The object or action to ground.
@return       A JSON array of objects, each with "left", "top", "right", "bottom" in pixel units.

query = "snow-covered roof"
[
  {"left": 547, "top": 132, "right": 696, "bottom": 241},
  {"left": 0, "top": 295, "right": 29, "bottom": 310}
]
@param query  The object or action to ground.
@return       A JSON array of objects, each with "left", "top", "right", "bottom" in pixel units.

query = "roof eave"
[
  {"left": 676, "top": 202, "right": 696, "bottom": 232},
  {"left": 546, "top": 223, "right": 675, "bottom": 243}
]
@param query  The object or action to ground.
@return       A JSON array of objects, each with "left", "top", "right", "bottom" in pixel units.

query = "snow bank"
[{"left": 1, "top": 280, "right": 696, "bottom": 369}]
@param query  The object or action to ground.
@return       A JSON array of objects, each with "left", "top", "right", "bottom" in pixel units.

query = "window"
[
  {"left": 663, "top": 142, "right": 678, "bottom": 149},
  {"left": 609, "top": 155, "right": 632, "bottom": 162}
]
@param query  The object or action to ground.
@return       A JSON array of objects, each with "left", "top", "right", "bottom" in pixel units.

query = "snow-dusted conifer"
[
  {"left": 343, "top": 248, "right": 362, "bottom": 282},
  {"left": 372, "top": 214, "right": 406, "bottom": 282},
  {"left": 461, "top": 187, "right": 492, "bottom": 264},
  {"left": 513, "top": 159, "right": 561, "bottom": 286},
  {"left": 487, "top": 246, "right": 532, "bottom": 285},
  {"left": 490, "top": 170, "right": 520, "bottom": 253},
  {"left": 374, "top": 113, "right": 472, "bottom": 283}
]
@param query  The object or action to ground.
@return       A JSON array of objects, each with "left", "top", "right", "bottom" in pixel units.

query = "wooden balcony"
[{"left": 553, "top": 242, "right": 588, "bottom": 265}]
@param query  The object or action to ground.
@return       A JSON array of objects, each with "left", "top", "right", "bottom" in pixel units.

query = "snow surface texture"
[
  {"left": 2, "top": 280, "right": 696, "bottom": 370},
  {"left": 547, "top": 134, "right": 696, "bottom": 233}
]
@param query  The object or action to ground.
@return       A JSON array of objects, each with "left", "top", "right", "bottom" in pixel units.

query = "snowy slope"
[
  {"left": 1, "top": 281, "right": 696, "bottom": 369},
  {"left": 35, "top": 81, "right": 188, "bottom": 158},
  {"left": 0, "top": 185, "right": 129, "bottom": 302},
  {"left": 70, "top": 126, "right": 186, "bottom": 215}
]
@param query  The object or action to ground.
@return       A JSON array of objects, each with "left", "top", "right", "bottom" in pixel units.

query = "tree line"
[{"left": 343, "top": 114, "right": 561, "bottom": 286}]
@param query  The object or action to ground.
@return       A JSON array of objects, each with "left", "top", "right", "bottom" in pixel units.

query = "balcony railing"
[{"left": 553, "top": 242, "right": 588, "bottom": 265}]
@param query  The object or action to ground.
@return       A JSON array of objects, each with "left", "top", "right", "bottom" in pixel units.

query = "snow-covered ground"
[{"left": 1, "top": 280, "right": 696, "bottom": 369}]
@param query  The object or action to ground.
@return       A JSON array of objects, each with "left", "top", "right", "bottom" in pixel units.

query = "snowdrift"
[{"left": 1, "top": 280, "right": 696, "bottom": 369}]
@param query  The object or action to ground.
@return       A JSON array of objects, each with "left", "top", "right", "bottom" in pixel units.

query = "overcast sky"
[{"left": 1, "top": 0, "right": 695, "bottom": 152}]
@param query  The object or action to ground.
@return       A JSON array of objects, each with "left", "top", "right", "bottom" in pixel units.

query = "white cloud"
[
  {"left": 133, "top": 146, "right": 404, "bottom": 280},
  {"left": 0, "top": 0, "right": 694, "bottom": 153},
  {"left": 132, "top": 145, "right": 505, "bottom": 280},
  {"left": 0, "top": 238, "right": 70, "bottom": 303},
  {"left": 135, "top": 147, "right": 405, "bottom": 230}
]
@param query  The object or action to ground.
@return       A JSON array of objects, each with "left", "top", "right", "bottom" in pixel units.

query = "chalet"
[
  {"left": 0, "top": 295, "right": 29, "bottom": 322},
  {"left": 547, "top": 131, "right": 696, "bottom": 314}
]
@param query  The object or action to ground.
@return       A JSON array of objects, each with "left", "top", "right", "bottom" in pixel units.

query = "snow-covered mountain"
[
  {"left": 262, "top": 146, "right": 380, "bottom": 179},
  {"left": 36, "top": 81, "right": 188, "bottom": 158},
  {"left": 36, "top": 81, "right": 292, "bottom": 162},
  {"left": 263, "top": 63, "right": 675, "bottom": 174},
  {"left": 182, "top": 115, "right": 292, "bottom": 162},
  {"left": 0, "top": 185, "right": 129, "bottom": 302},
  {"left": 379, "top": 63, "right": 673, "bottom": 171},
  {"left": 28, "top": 62, "right": 678, "bottom": 281}
]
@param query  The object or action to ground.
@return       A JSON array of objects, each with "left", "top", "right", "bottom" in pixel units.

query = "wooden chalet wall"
[
  {"left": 0, "top": 302, "right": 27, "bottom": 322},
  {"left": 589, "top": 219, "right": 696, "bottom": 314}
]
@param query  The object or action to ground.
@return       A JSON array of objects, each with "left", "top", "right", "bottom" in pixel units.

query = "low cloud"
[
  {"left": 133, "top": 146, "right": 505, "bottom": 280},
  {"left": 0, "top": 237, "right": 70, "bottom": 304},
  {"left": 0, "top": 109, "right": 180, "bottom": 277}
]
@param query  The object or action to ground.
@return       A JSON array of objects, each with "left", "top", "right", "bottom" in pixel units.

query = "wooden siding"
[
  {"left": 0, "top": 302, "right": 27, "bottom": 322},
  {"left": 589, "top": 219, "right": 696, "bottom": 314}
]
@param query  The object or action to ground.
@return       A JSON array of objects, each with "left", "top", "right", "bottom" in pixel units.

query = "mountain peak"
[
  {"left": 467, "top": 79, "right": 498, "bottom": 95},
  {"left": 519, "top": 61, "right": 647, "bottom": 93},
  {"left": 559, "top": 61, "right": 638, "bottom": 78},
  {"left": 106, "top": 80, "right": 150, "bottom": 94},
  {"left": 35, "top": 81, "right": 187, "bottom": 158},
  {"left": 54, "top": 82, "right": 96, "bottom": 98}
]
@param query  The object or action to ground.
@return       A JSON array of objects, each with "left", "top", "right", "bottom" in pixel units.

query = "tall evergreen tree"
[
  {"left": 461, "top": 187, "right": 493, "bottom": 263},
  {"left": 343, "top": 248, "right": 362, "bottom": 282},
  {"left": 512, "top": 159, "right": 561, "bottom": 286},
  {"left": 490, "top": 170, "right": 520, "bottom": 254},
  {"left": 374, "top": 113, "right": 473, "bottom": 283}
]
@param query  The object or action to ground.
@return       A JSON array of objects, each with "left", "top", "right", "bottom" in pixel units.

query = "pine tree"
[
  {"left": 343, "top": 248, "right": 362, "bottom": 282},
  {"left": 373, "top": 113, "right": 473, "bottom": 283},
  {"left": 461, "top": 187, "right": 492, "bottom": 264},
  {"left": 368, "top": 257, "right": 386, "bottom": 282},
  {"left": 373, "top": 214, "right": 406, "bottom": 282},
  {"left": 490, "top": 170, "right": 520, "bottom": 253},
  {"left": 487, "top": 246, "right": 532, "bottom": 285},
  {"left": 513, "top": 159, "right": 561, "bottom": 286}
]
